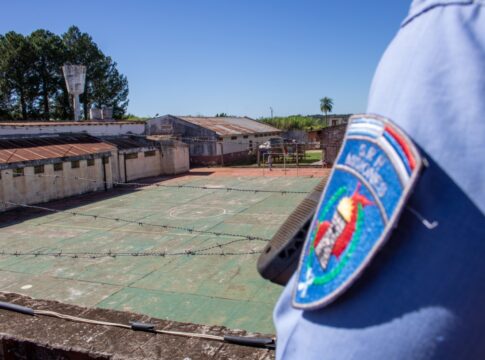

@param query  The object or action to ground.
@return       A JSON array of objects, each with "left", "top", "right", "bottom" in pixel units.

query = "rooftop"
[
  {"left": 0, "top": 169, "right": 327, "bottom": 334},
  {"left": 102, "top": 135, "right": 160, "bottom": 150},
  {"left": 0, "top": 134, "right": 115, "bottom": 166},
  {"left": 176, "top": 116, "right": 281, "bottom": 136}
]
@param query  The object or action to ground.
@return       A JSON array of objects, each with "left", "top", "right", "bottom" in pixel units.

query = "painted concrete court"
[{"left": 0, "top": 168, "right": 328, "bottom": 334}]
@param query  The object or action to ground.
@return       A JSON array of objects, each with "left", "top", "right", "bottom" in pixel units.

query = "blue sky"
[{"left": 0, "top": 1, "right": 410, "bottom": 118}]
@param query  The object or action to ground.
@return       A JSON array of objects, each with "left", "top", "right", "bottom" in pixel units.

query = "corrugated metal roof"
[
  {"left": 176, "top": 116, "right": 281, "bottom": 136},
  {"left": 0, "top": 135, "right": 115, "bottom": 165},
  {"left": 102, "top": 136, "right": 159, "bottom": 150}
]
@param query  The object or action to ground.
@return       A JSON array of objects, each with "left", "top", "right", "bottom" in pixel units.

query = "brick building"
[{"left": 308, "top": 123, "right": 348, "bottom": 166}]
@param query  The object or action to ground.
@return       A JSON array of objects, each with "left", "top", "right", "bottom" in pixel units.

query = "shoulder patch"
[{"left": 292, "top": 114, "right": 422, "bottom": 310}]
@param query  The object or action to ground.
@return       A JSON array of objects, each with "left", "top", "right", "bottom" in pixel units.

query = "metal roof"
[
  {"left": 176, "top": 116, "right": 281, "bottom": 136},
  {"left": 0, "top": 135, "right": 115, "bottom": 165},
  {"left": 102, "top": 136, "right": 159, "bottom": 150}
]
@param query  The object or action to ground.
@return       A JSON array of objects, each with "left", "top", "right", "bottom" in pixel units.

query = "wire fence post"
[{"left": 296, "top": 148, "right": 299, "bottom": 177}]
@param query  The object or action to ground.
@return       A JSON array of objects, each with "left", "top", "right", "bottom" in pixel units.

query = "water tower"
[{"left": 62, "top": 65, "right": 86, "bottom": 121}]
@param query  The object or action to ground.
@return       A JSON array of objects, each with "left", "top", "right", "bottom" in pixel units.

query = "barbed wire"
[
  {"left": 0, "top": 248, "right": 263, "bottom": 259},
  {"left": 0, "top": 231, "right": 265, "bottom": 259},
  {"left": 1, "top": 201, "right": 271, "bottom": 242},
  {"left": 4, "top": 171, "right": 311, "bottom": 195}
]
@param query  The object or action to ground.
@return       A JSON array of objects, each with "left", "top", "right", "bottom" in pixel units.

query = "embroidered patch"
[{"left": 292, "top": 114, "right": 422, "bottom": 310}]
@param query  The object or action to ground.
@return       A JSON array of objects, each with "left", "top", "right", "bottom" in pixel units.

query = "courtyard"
[{"left": 0, "top": 168, "right": 327, "bottom": 334}]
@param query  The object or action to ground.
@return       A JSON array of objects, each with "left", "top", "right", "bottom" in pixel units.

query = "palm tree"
[{"left": 320, "top": 97, "right": 334, "bottom": 126}]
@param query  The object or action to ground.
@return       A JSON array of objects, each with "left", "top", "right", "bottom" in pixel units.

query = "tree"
[
  {"left": 0, "top": 32, "right": 38, "bottom": 119},
  {"left": 320, "top": 97, "right": 333, "bottom": 126},
  {"left": 29, "top": 30, "right": 65, "bottom": 119},
  {"left": 0, "top": 26, "right": 129, "bottom": 120},
  {"left": 215, "top": 113, "right": 228, "bottom": 117}
]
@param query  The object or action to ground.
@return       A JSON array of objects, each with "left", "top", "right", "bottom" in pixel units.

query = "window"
[
  {"left": 87, "top": 159, "right": 95, "bottom": 167},
  {"left": 332, "top": 120, "right": 338, "bottom": 126},
  {"left": 34, "top": 165, "right": 44, "bottom": 174},
  {"left": 231, "top": 136, "right": 237, "bottom": 140},
  {"left": 125, "top": 153, "right": 138, "bottom": 160},
  {"left": 144, "top": 150, "right": 156, "bottom": 157},
  {"left": 243, "top": 135, "right": 249, "bottom": 139},
  {"left": 71, "top": 160, "right": 80, "bottom": 169},
  {"left": 102, "top": 157, "right": 109, "bottom": 164},
  {"left": 13, "top": 168, "right": 24, "bottom": 177},
  {"left": 54, "top": 163, "right": 63, "bottom": 172}
]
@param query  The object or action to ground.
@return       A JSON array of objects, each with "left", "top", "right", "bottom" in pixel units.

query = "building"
[
  {"left": 0, "top": 121, "right": 146, "bottom": 137},
  {"left": 147, "top": 115, "right": 282, "bottom": 165},
  {"left": 0, "top": 121, "right": 190, "bottom": 212},
  {"left": 307, "top": 123, "right": 347, "bottom": 166},
  {"left": 0, "top": 134, "right": 116, "bottom": 211},
  {"left": 102, "top": 135, "right": 189, "bottom": 182}
]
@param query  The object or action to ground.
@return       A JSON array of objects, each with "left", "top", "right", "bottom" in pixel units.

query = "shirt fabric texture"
[{"left": 273, "top": 1, "right": 485, "bottom": 359}]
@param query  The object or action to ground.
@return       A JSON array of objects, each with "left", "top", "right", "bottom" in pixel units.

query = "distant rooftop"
[
  {"left": 0, "top": 134, "right": 115, "bottom": 166},
  {"left": 175, "top": 116, "right": 281, "bottom": 136}
]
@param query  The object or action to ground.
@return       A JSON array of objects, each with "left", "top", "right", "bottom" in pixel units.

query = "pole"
[
  {"left": 219, "top": 142, "right": 224, "bottom": 166},
  {"left": 73, "top": 95, "right": 81, "bottom": 121},
  {"left": 102, "top": 157, "right": 108, "bottom": 191},
  {"left": 296, "top": 148, "right": 299, "bottom": 177},
  {"left": 283, "top": 151, "right": 286, "bottom": 176}
]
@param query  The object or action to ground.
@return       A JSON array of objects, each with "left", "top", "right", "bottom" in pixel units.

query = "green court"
[{"left": 0, "top": 173, "right": 321, "bottom": 334}]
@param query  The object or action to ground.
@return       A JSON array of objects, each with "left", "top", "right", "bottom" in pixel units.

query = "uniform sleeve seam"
[{"left": 401, "top": 0, "right": 477, "bottom": 28}]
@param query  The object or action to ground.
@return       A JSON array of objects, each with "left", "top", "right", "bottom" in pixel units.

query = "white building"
[{"left": 147, "top": 115, "right": 281, "bottom": 165}]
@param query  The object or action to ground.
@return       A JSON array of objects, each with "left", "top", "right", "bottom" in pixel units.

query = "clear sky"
[{"left": 0, "top": 1, "right": 411, "bottom": 118}]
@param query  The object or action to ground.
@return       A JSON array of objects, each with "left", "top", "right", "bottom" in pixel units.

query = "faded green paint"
[{"left": 0, "top": 175, "right": 320, "bottom": 333}]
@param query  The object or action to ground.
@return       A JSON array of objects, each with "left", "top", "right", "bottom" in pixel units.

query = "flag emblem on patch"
[{"left": 292, "top": 114, "right": 422, "bottom": 310}]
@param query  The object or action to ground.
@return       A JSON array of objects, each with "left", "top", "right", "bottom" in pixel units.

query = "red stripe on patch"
[{"left": 385, "top": 125, "right": 416, "bottom": 170}]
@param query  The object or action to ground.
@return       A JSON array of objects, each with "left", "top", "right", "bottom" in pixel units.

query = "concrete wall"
[
  {"left": 147, "top": 116, "right": 216, "bottom": 140},
  {"left": 111, "top": 142, "right": 189, "bottom": 182},
  {"left": 0, "top": 122, "right": 145, "bottom": 137},
  {"left": 0, "top": 156, "right": 113, "bottom": 212},
  {"left": 160, "top": 140, "right": 190, "bottom": 175},
  {"left": 121, "top": 150, "right": 162, "bottom": 182}
]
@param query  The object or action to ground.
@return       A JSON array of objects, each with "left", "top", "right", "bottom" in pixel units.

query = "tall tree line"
[{"left": 0, "top": 26, "right": 128, "bottom": 120}]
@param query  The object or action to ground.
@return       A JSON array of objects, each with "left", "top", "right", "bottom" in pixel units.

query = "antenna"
[{"left": 62, "top": 65, "right": 87, "bottom": 121}]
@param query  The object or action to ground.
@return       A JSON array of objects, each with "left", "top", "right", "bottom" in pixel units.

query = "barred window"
[
  {"left": 71, "top": 160, "right": 80, "bottom": 169},
  {"left": 144, "top": 150, "right": 156, "bottom": 157},
  {"left": 102, "top": 157, "right": 109, "bottom": 164},
  {"left": 13, "top": 168, "right": 24, "bottom": 177},
  {"left": 54, "top": 163, "right": 63, "bottom": 171},
  {"left": 87, "top": 159, "right": 95, "bottom": 166},
  {"left": 34, "top": 165, "right": 44, "bottom": 174},
  {"left": 125, "top": 153, "right": 138, "bottom": 160}
]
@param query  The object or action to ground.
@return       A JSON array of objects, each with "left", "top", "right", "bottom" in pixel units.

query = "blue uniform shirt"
[{"left": 274, "top": 1, "right": 485, "bottom": 359}]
